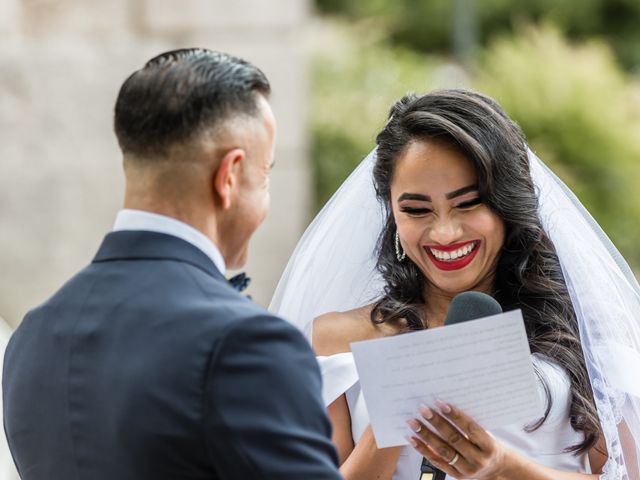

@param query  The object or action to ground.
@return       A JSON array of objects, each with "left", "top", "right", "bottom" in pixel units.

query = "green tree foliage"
[{"left": 315, "top": 0, "right": 640, "bottom": 71}]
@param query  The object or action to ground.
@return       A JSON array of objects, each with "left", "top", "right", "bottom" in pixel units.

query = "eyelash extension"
[
  {"left": 456, "top": 198, "right": 482, "bottom": 209},
  {"left": 400, "top": 207, "right": 432, "bottom": 215},
  {"left": 400, "top": 197, "right": 481, "bottom": 214}
]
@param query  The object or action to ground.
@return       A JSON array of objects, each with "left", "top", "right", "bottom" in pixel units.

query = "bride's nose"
[{"left": 428, "top": 215, "right": 463, "bottom": 245}]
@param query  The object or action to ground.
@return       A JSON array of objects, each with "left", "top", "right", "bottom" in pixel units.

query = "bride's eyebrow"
[
  {"left": 397, "top": 184, "right": 478, "bottom": 203},
  {"left": 398, "top": 193, "right": 431, "bottom": 202},
  {"left": 446, "top": 184, "right": 479, "bottom": 200}
]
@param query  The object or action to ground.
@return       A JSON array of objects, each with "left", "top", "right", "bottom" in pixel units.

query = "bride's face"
[{"left": 390, "top": 138, "right": 505, "bottom": 297}]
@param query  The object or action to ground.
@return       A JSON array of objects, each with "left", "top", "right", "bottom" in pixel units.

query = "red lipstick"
[{"left": 423, "top": 241, "right": 480, "bottom": 271}]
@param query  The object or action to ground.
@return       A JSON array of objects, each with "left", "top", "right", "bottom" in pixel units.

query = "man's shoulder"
[
  {"left": 217, "top": 308, "right": 307, "bottom": 351},
  {"left": 206, "top": 310, "right": 320, "bottom": 394},
  {"left": 12, "top": 258, "right": 302, "bottom": 355}
]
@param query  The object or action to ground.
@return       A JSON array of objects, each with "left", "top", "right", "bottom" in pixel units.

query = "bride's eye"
[
  {"left": 456, "top": 198, "right": 482, "bottom": 209},
  {"left": 400, "top": 207, "right": 433, "bottom": 215}
]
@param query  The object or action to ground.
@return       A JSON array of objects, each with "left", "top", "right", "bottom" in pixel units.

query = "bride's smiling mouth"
[{"left": 423, "top": 240, "right": 480, "bottom": 271}]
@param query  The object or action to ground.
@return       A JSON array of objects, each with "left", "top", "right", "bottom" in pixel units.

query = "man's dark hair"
[{"left": 114, "top": 48, "right": 271, "bottom": 158}]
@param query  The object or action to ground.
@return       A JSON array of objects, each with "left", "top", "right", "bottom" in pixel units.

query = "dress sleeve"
[
  {"left": 317, "top": 352, "right": 359, "bottom": 406},
  {"left": 204, "top": 314, "right": 342, "bottom": 480}
]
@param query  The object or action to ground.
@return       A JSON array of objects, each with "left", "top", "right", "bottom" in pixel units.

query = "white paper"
[{"left": 350, "top": 309, "right": 543, "bottom": 448}]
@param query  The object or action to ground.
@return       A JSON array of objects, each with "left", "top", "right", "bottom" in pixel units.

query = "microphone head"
[{"left": 444, "top": 291, "right": 503, "bottom": 326}]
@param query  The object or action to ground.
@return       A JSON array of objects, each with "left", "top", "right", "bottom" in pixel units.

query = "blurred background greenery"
[{"left": 309, "top": 0, "right": 640, "bottom": 268}]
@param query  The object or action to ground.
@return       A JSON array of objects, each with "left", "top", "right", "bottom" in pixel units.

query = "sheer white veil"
[
  {"left": 270, "top": 147, "right": 640, "bottom": 478},
  {"left": 270, "top": 149, "right": 384, "bottom": 339}
]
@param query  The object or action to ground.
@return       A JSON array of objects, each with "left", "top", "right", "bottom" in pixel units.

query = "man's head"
[{"left": 114, "top": 48, "right": 276, "bottom": 269}]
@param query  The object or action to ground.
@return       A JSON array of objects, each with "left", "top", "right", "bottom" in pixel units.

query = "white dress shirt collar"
[{"left": 113, "top": 209, "right": 226, "bottom": 275}]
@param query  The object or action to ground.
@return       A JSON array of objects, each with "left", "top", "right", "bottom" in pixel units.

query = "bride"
[{"left": 271, "top": 89, "right": 640, "bottom": 479}]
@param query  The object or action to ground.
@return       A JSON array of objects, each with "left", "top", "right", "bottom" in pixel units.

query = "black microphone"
[
  {"left": 419, "top": 291, "right": 502, "bottom": 480},
  {"left": 444, "top": 291, "right": 503, "bottom": 326}
]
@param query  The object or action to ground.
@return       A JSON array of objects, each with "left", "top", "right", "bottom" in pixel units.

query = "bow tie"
[{"left": 227, "top": 272, "right": 251, "bottom": 292}]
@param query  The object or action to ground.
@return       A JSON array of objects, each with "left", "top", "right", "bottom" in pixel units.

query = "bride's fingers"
[
  {"left": 406, "top": 419, "right": 473, "bottom": 473},
  {"left": 434, "top": 401, "right": 494, "bottom": 452},
  {"left": 415, "top": 405, "right": 482, "bottom": 462},
  {"left": 407, "top": 436, "right": 465, "bottom": 479}
]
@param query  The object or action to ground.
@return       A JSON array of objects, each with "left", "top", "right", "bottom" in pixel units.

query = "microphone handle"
[{"left": 420, "top": 457, "right": 447, "bottom": 479}]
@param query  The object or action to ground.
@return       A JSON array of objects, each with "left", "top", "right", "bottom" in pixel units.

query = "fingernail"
[
  {"left": 419, "top": 404, "right": 433, "bottom": 419},
  {"left": 406, "top": 419, "right": 422, "bottom": 433},
  {"left": 405, "top": 435, "right": 418, "bottom": 447},
  {"left": 435, "top": 400, "right": 451, "bottom": 413}
]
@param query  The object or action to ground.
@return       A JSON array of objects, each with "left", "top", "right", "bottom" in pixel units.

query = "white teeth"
[{"left": 429, "top": 242, "right": 477, "bottom": 262}]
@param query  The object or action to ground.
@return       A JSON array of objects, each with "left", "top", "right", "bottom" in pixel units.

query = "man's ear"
[{"left": 213, "top": 148, "right": 245, "bottom": 209}]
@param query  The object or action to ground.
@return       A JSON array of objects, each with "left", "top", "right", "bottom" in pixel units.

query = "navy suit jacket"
[{"left": 3, "top": 231, "right": 341, "bottom": 479}]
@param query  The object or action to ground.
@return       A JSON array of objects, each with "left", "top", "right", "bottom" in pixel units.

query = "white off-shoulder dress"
[{"left": 318, "top": 352, "right": 590, "bottom": 480}]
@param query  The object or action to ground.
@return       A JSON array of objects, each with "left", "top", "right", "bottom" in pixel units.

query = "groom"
[{"left": 3, "top": 49, "right": 341, "bottom": 480}]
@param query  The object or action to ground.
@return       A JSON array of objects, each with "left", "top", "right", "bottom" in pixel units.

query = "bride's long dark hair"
[{"left": 371, "top": 89, "right": 600, "bottom": 453}]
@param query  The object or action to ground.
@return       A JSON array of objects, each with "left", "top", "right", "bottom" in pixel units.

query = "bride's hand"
[{"left": 407, "top": 401, "right": 514, "bottom": 480}]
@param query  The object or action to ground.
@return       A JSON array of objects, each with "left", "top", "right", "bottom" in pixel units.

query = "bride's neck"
[
  {"left": 423, "top": 277, "right": 497, "bottom": 328},
  {"left": 422, "top": 292, "right": 451, "bottom": 329}
]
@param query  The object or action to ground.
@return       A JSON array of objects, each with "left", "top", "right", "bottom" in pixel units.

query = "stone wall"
[{"left": 0, "top": 0, "right": 312, "bottom": 327}]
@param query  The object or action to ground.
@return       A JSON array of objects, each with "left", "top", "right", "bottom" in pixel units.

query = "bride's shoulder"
[{"left": 312, "top": 304, "right": 386, "bottom": 356}]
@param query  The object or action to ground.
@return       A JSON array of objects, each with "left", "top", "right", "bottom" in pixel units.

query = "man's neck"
[
  {"left": 123, "top": 198, "right": 221, "bottom": 252},
  {"left": 114, "top": 208, "right": 227, "bottom": 275}
]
